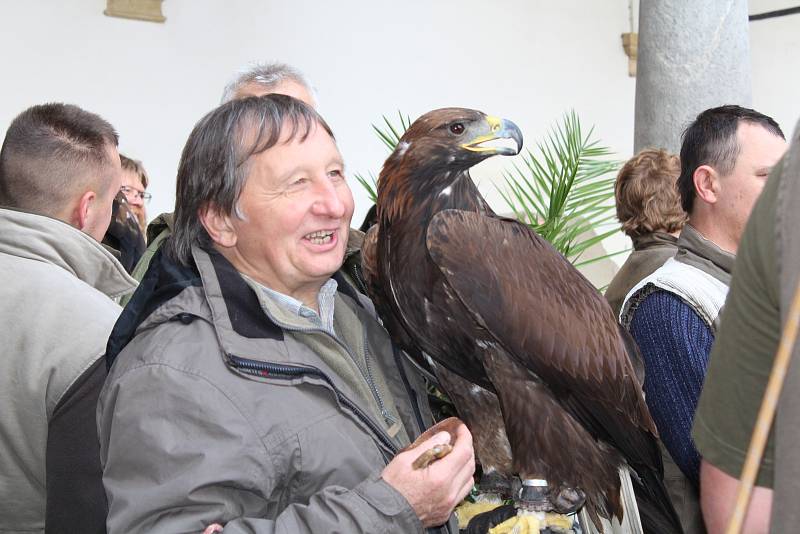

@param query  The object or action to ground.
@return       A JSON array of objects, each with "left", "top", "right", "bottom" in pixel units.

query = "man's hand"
[{"left": 382, "top": 423, "right": 475, "bottom": 527}]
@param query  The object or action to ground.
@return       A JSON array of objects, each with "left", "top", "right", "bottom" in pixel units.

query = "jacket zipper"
[
  {"left": 259, "top": 304, "right": 395, "bottom": 428},
  {"left": 227, "top": 353, "right": 399, "bottom": 456},
  {"left": 392, "top": 345, "right": 426, "bottom": 435},
  {"left": 346, "top": 260, "right": 423, "bottom": 435},
  {"left": 362, "top": 330, "right": 396, "bottom": 426}
]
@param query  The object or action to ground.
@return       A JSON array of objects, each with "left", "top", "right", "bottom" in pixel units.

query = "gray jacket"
[
  {"left": 0, "top": 207, "right": 136, "bottom": 533},
  {"left": 98, "top": 245, "right": 456, "bottom": 533}
]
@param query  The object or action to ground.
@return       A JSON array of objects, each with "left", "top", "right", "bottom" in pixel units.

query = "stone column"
[{"left": 633, "top": 0, "right": 751, "bottom": 153}]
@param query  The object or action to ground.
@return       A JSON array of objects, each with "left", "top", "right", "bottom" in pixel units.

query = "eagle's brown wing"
[{"left": 425, "top": 209, "right": 654, "bottom": 436}]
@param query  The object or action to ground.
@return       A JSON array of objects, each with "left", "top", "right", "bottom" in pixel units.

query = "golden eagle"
[{"left": 361, "top": 108, "right": 682, "bottom": 533}]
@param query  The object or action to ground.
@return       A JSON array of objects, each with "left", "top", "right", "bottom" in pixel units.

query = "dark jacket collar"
[
  {"left": 106, "top": 242, "right": 365, "bottom": 370},
  {"left": 674, "top": 224, "right": 736, "bottom": 285}
]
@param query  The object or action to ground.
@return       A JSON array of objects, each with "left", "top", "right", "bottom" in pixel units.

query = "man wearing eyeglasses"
[{"left": 119, "top": 155, "right": 151, "bottom": 234}]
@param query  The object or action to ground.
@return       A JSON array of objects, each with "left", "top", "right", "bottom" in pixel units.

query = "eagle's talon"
[
  {"left": 488, "top": 510, "right": 576, "bottom": 534},
  {"left": 412, "top": 443, "right": 453, "bottom": 469},
  {"left": 552, "top": 487, "right": 585, "bottom": 515}
]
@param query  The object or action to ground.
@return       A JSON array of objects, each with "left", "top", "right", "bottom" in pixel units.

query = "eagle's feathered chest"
[{"left": 376, "top": 174, "right": 497, "bottom": 388}]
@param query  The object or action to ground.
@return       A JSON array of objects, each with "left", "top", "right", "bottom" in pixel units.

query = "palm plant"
[
  {"left": 354, "top": 111, "right": 412, "bottom": 203},
  {"left": 498, "top": 111, "right": 625, "bottom": 269}
]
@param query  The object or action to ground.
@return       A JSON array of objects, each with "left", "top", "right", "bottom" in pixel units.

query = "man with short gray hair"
[
  {"left": 220, "top": 61, "right": 316, "bottom": 105},
  {"left": 0, "top": 102, "right": 137, "bottom": 532}
]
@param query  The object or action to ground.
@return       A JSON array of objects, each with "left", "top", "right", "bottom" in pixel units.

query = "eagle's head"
[
  {"left": 376, "top": 108, "right": 523, "bottom": 222},
  {"left": 387, "top": 108, "right": 523, "bottom": 177}
]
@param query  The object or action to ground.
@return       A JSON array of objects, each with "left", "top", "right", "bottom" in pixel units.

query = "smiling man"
[
  {"left": 97, "top": 95, "right": 471, "bottom": 533},
  {"left": 619, "top": 105, "right": 786, "bottom": 534},
  {"left": 123, "top": 62, "right": 329, "bottom": 304}
]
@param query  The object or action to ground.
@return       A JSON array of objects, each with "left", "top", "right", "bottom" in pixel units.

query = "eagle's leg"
[
  {"left": 479, "top": 346, "right": 593, "bottom": 533},
  {"left": 480, "top": 466, "right": 513, "bottom": 497},
  {"left": 432, "top": 363, "right": 515, "bottom": 499},
  {"left": 517, "top": 480, "right": 585, "bottom": 514}
]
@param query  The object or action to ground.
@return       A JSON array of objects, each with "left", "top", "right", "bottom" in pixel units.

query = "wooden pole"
[{"left": 725, "top": 278, "right": 800, "bottom": 534}]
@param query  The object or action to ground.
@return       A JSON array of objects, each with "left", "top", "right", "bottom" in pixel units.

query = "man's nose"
[{"left": 310, "top": 179, "right": 346, "bottom": 219}]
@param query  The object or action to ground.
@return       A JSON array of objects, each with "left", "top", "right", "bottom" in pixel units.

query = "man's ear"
[
  {"left": 693, "top": 164, "right": 719, "bottom": 205},
  {"left": 199, "top": 204, "right": 238, "bottom": 248},
  {"left": 74, "top": 190, "right": 97, "bottom": 231}
]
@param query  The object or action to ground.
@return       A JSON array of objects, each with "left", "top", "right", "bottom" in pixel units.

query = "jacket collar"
[
  {"left": 194, "top": 245, "right": 363, "bottom": 336},
  {"left": 0, "top": 207, "right": 136, "bottom": 299},
  {"left": 674, "top": 224, "right": 735, "bottom": 285},
  {"left": 145, "top": 212, "right": 174, "bottom": 243},
  {"left": 106, "top": 241, "right": 366, "bottom": 369},
  {"left": 631, "top": 231, "right": 678, "bottom": 251}
]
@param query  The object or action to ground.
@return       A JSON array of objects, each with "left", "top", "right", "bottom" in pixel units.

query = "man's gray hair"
[
  {"left": 220, "top": 62, "right": 315, "bottom": 105},
  {"left": 168, "top": 94, "right": 334, "bottom": 266}
]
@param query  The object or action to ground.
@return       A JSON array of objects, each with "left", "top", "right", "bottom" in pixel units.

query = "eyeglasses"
[{"left": 120, "top": 185, "right": 152, "bottom": 204}]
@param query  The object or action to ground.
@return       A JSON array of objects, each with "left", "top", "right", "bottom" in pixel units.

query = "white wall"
[
  {"left": 750, "top": 0, "right": 800, "bottom": 136},
  {"left": 0, "top": 0, "right": 636, "bottom": 229},
  {"left": 1, "top": 1, "right": 797, "bottom": 281}
]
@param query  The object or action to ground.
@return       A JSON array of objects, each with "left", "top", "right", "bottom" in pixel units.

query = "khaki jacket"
[
  {"left": 605, "top": 232, "right": 678, "bottom": 318},
  {"left": 0, "top": 208, "right": 136, "bottom": 533},
  {"left": 98, "top": 246, "right": 455, "bottom": 533}
]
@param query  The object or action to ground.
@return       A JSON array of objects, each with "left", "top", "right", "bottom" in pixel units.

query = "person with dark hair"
[
  {"left": 691, "top": 118, "right": 800, "bottom": 534},
  {"left": 606, "top": 148, "right": 687, "bottom": 318},
  {"left": 0, "top": 103, "right": 137, "bottom": 532},
  {"left": 98, "top": 94, "right": 470, "bottom": 533},
  {"left": 618, "top": 105, "right": 786, "bottom": 531}
]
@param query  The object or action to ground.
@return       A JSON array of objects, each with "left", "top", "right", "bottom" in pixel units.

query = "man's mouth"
[{"left": 305, "top": 230, "right": 335, "bottom": 245}]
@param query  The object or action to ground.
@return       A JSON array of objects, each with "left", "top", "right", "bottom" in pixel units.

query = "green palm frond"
[
  {"left": 354, "top": 171, "right": 378, "bottom": 203},
  {"left": 372, "top": 111, "right": 412, "bottom": 153},
  {"left": 500, "top": 110, "right": 623, "bottom": 266},
  {"left": 355, "top": 111, "right": 411, "bottom": 200}
]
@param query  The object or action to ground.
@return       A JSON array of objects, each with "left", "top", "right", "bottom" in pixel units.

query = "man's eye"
[
  {"left": 292, "top": 178, "right": 308, "bottom": 186},
  {"left": 329, "top": 170, "right": 344, "bottom": 178},
  {"left": 449, "top": 123, "right": 465, "bottom": 135}
]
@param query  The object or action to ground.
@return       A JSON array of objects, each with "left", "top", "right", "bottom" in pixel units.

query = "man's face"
[
  {"left": 223, "top": 122, "right": 354, "bottom": 300},
  {"left": 120, "top": 168, "right": 148, "bottom": 231},
  {"left": 238, "top": 80, "right": 315, "bottom": 107},
  {"left": 84, "top": 143, "right": 123, "bottom": 242},
  {"left": 715, "top": 122, "right": 787, "bottom": 248}
]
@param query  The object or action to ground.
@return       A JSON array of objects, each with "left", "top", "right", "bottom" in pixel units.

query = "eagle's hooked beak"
[{"left": 462, "top": 116, "right": 523, "bottom": 156}]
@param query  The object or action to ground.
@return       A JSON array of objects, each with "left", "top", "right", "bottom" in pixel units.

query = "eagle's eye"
[{"left": 449, "top": 123, "right": 465, "bottom": 135}]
